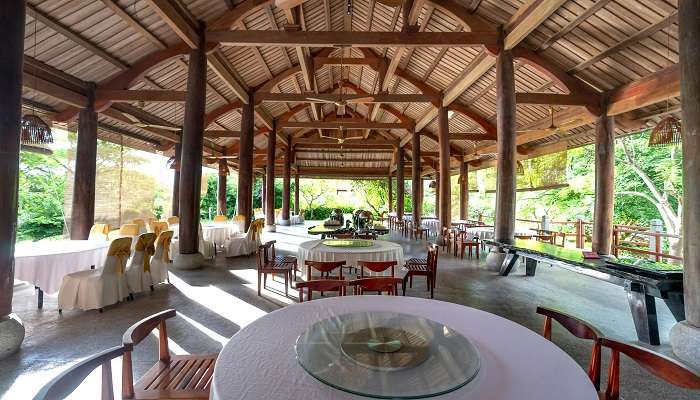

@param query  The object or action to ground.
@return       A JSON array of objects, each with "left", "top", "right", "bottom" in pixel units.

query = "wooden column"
[
  {"left": 494, "top": 46, "right": 517, "bottom": 245},
  {"left": 459, "top": 161, "right": 469, "bottom": 220},
  {"left": 0, "top": 0, "right": 25, "bottom": 321},
  {"left": 592, "top": 111, "right": 615, "bottom": 255},
  {"left": 387, "top": 174, "right": 393, "bottom": 212},
  {"left": 261, "top": 168, "right": 266, "bottom": 214},
  {"left": 435, "top": 171, "right": 440, "bottom": 221},
  {"left": 438, "top": 105, "right": 451, "bottom": 232},
  {"left": 265, "top": 127, "right": 276, "bottom": 229},
  {"left": 238, "top": 96, "right": 255, "bottom": 231},
  {"left": 281, "top": 135, "right": 292, "bottom": 225},
  {"left": 177, "top": 34, "right": 206, "bottom": 257},
  {"left": 171, "top": 143, "right": 181, "bottom": 217},
  {"left": 217, "top": 160, "right": 228, "bottom": 216},
  {"left": 412, "top": 130, "right": 422, "bottom": 225},
  {"left": 396, "top": 146, "right": 405, "bottom": 220},
  {"left": 70, "top": 83, "right": 98, "bottom": 240},
  {"left": 294, "top": 173, "right": 300, "bottom": 215}
]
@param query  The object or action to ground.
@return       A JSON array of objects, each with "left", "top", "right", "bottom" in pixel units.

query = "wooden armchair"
[
  {"left": 122, "top": 309, "right": 218, "bottom": 399},
  {"left": 257, "top": 241, "right": 293, "bottom": 297},
  {"left": 34, "top": 346, "right": 124, "bottom": 400},
  {"left": 403, "top": 243, "right": 439, "bottom": 298},
  {"left": 536, "top": 306, "right": 604, "bottom": 390},
  {"left": 349, "top": 277, "right": 403, "bottom": 295},
  {"left": 305, "top": 260, "right": 345, "bottom": 281},
  {"left": 599, "top": 338, "right": 700, "bottom": 399},
  {"left": 358, "top": 260, "right": 397, "bottom": 278},
  {"left": 296, "top": 279, "right": 347, "bottom": 302}
]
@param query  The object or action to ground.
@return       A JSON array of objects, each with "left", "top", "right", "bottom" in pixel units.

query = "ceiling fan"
[
  {"left": 518, "top": 107, "right": 561, "bottom": 134},
  {"left": 123, "top": 112, "right": 181, "bottom": 132},
  {"left": 305, "top": 49, "right": 373, "bottom": 115},
  {"left": 319, "top": 126, "right": 363, "bottom": 144}
]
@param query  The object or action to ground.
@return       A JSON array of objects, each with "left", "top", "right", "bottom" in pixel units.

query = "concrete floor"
[{"left": 1, "top": 222, "right": 697, "bottom": 399}]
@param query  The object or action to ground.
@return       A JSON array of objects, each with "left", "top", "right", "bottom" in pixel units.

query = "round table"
[
  {"left": 297, "top": 240, "right": 404, "bottom": 279},
  {"left": 201, "top": 223, "right": 238, "bottom": 244},
  {"left": 14, "top": 240, "right": 111, "bottom": 307},
  {"left": 211, "top": 296, "right": 596, "bottom": 400},
  {"left": 421, "top": 219, "right": 440, "bottom": 236}
]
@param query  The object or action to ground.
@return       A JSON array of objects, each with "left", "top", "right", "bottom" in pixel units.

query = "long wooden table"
[{"left": 484, "top": 239, "right": 684, "bottom": 346}]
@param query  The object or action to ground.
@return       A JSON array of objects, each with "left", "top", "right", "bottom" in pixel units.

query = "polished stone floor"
[{"left": 1, "top": 222, "right": 696, "bottom": 399}]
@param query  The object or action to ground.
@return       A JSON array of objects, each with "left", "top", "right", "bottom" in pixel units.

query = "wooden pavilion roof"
[{"left": 21, "top": 0, "right": 680, "bottom": 178}]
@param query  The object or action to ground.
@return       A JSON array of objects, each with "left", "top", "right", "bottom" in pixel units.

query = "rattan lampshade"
[
  {"left": 648, "top": 116, "right": 682, "bottom": 147},
  {"left": 21, "top": 114, "right": 53, "bottom": 145}
]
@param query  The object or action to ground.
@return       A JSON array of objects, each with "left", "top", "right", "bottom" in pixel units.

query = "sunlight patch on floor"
[
  {"left": 228, "top": 269, "right": 296, "bottom": 305},
  {"left": 177, "top": 311, "right": 229, "bottom": 345}
]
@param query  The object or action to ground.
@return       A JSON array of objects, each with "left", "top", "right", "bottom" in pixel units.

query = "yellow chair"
[
  {"left": 167, "top": 216, "right": 179, "bottom": 226},
  {"left": 213, "top": 215, "right": 228, "bottom": 223},
  {"left": 88, "top": 223, "right": 110, "bottom": 241},
  {"left": 131, "top": 218, "right": 146, "bottom": 233},
  {"left": 149, "top": 221, "right": 169, "bottom": 238},
  {"left": 119, "top": 224, "right": 140, "bottom": 237}
]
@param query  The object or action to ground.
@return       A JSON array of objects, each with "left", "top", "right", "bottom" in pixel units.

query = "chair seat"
[
  {"left": 275, "top": 255, "right": 296, "bottom": 264},
  {"left": 405, "top": 264, "right": 430, "bottom": 272},
  {"left": 260, "top": 262, "right": 293, "bottom": 273},
  {"left": 133, "top": 354, "right": 217, "bottom": 399},
  {"left": 406, "top": 257, "right": 427, "bottom": 265}
]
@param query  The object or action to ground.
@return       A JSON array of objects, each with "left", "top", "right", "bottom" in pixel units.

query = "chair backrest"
[
  {"left": 213, "top": 215, "right": 227, "bottom": 223},
  {"left": 155, "top": 231, "right": 173, "bottom": 262},
  {"left": 350, "top": 277, "right": 403, "bottom": 295},
  {"left": 149, "top": 221, "right": 168, "bottom": 238},
  {"left": 131, "top": 218, "right": 146, "bottom": 232},
  {"left": 256, "top": 241, "right": 275, "bottom": 267},
  {"left": 101, "top": 237, "right": 132, "bottom": 277},
  {"left": 33, "top": 346, "right": 124, "bottom": 400},
  {"left": 536, "top": 306, "right": 604, "bottom": 389},
  {"left": 133, "top": 233, "right": 157, "bottom": 272},
  {"left": 296, "top": 280, "right": 347, "bottom": 302},
  {"left": 88, "top": 223, "right": 110, "bottom": 241},
  {"left": 358, "top": 260, "right": 396, "bottom": 277},
  {"left": 121, "top": 309, "right": 177, "bottom": 399},
  {"left": 166, "top": 216, "right": 179, "bottom": 225},
  {"left": 305, "top": 260, "right": 345, "bottom": 279},
  {"left": 427, "top": 243, "right": 439, "bottom": 277},
  {"left": 119, "top": 224, "right": 139, "bottom": 237},
  {"left": 600, "top": 338, "right": 700, "bottom": 400}
]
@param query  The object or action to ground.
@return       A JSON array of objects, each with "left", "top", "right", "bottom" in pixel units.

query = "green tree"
[{"left": 17, "top": 151, "right": 67, "bottom": 241}]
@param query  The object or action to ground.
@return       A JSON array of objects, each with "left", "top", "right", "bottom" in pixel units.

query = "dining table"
[
  {"left": 14, "top": 239, "right": 111, "bottom": 308},
  {"left": 210, "top": 296, "right": 597, "bottom": 399},
  {"left": 297, "top": 239, "right": 404, "bottom": 279}
]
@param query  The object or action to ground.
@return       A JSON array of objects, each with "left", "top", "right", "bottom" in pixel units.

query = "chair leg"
[
  {"left": 257, "top": 272, "right": 261, "bottom": 296},
  {"left": 284, "top": 273, "right": 289, "bottom": 297},
  {"left": 402, "top": 275, "right": 409, "bottom": 296},
  {"left": 410, "top": 275, "right": 413, "bottom": 288}
]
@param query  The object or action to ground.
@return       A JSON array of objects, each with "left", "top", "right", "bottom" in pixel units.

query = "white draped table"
[
  {"left": 201, "top": 223, "right": 238, "bottom": 244},
  {"left": 211, "top": 296, "right": 597, "bottom": 400},
  {"left": 14, "top": 240, "right": 111, "bottom": 308},
  {"left": 297, "top": 240, "right": 404, "bottom": 279}
]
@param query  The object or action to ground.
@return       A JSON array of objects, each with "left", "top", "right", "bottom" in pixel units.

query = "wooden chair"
[
  {"left": 166, "top": 216, "right": 179, "bottom": 226},
  {"left": 256, "top": 241, "right": 293, "bottom": 297},
  {"left": 296, "top": 280, "right": 347, "bottom": 302},
  {"left": 394, "top": 219, "right": 405, "bottom": 234},
  {"left": 122, "top": 309, "right": 218, "bottom": 399},
  {"left": 413, "top": 224, "right": 428, "bottom": 240},
  {"left": 403, "top": 243, "right": 439, "bottom": 298},
  {"left": 213, "top": 215, "right": 227, "bottom": 223},
  {"left": 454, "top": 231, "right": 480, "bottom": 259},
  {"left": 356, "top": 233, "right": 377, "bottom": 240},
  {"left": 349, "top": 277, "right": 403, "bottom": 295},
  {"left": 305, "top": 260, "right": 345, "bottom": 281},
  {"left": 34, "top": 346, "right": 124, "bottom": 400},
  {"left": 440, "top": 227, "right": 453, "bottom": 253},
  {"left": 536, "top": 306, "right": 604, "bottom": 390},
  {"left": 268, "top": 240, "right": 298, "bottom": 280},
  {"left": 332, "top": 233, "right": 355, "bottom": 239},
  {"left": 599, "top": 338, "right": 700, "bottom": 400},
  {"left": 358, "top": 260, "right": 397, "bottom": 278}
]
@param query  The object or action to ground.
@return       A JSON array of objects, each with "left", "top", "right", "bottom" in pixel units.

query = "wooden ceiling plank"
[
  {"left": 96, "top": 89, "right": 187, "bottom": 102},
  {"left": 515, "top": 92, "right": 599, "bottom": 107},
  {"left": 537, "top": 0, "right": 613, "bottom": 52},
  {"left": 504, "top": 0, "right": 568, "bottom": 50},
  {"left": 255, "top": 92, "right": 438, "bottom": 103},
  {"left": 99, "top": 0, "right": 167, "bottom": 50}
]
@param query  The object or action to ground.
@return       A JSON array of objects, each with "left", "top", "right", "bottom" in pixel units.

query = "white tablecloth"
[
  {"left": 463, "top": 227, "right": 530, "bottom": 241},
  {"left": 297, "top": 240, "right": 404, "bottom": 279},
  {"left": 211, "top": 296, "right": 596, "bottom": 400},
  {"left": 201, "top": 223, "right": 238, "bottom": 244},
  {"left": 14, "top": 240, "right": 111, "bottom": 294},
  {"left": 421, "top": 219, "right": 440, "bottom": 235}
]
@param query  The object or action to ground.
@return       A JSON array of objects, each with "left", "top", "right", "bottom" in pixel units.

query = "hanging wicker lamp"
[
  {"left": 428, "top": 180, "right": 437, "bottom": 189},
  {"left": 516, "top": 160, "right": 525, "bottom": 176},
  {"left": 21, "top": 114, "right": 53, "bottom": 145},
  {"left": 648, "top": 116, "right": 682, "bottom": 147},
  {"left": 166, "top": 155, "right": 180, "bottom": 171}
]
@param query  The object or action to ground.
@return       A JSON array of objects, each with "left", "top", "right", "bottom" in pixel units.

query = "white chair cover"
[
  {"left": 57, "top": 237, "right": 132, "bottom": 311},
  {"left": 150, "top": 230, "right": 173, "bottom": 286},
  {"left": 169, "top": 224, "right": 215, "bottom": 260},
  {"left": 125, "top": 233, "right": 156, "bottom": 294},
  {"left": 223, "top": 219, "right": 263, "bottom": 257}
]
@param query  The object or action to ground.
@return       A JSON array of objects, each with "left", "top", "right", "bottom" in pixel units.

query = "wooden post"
[
  {"left": 70, "top": 83, "right": 98, "bottom": 240},
  {"left": 0, "top": 0, "right": 25, "bottom": 326},
  {"left": 435, "top": 171, "right": 440, "bottom": 222},
  {"left": 494, "top": 45, "right": 517, "bottom": 245},
  {"left": 592, "top": 111, "right": 614, "bottom": 255},
  {"left": 238, "top": 95, "right": 255, "bottom": 231},
  {"left": 294, "top": 173, "right": 300, "bottom": 215},
  {"left": 459, "top": 161, "right": 468, "bottom": 220},
  {"left": 265, "top": 126, "right": 276, "bottom": 230},
  {"left": 281, "top": 135, "right": 291, "bottom": 225},
  {"left": 261, "top": 167, "right": 266, "bottom": 214},
  {"left": 177, "top": 31, "right": 206, "bottom": 260},
  {"left": 387, "top": 173, "right": 393, "bottom": 212},
  {"left": 217, "top": 160, "right": 228, "bottom": 216},
  {"left": 171, "top": 143, "right": 181, "bottom": 217},
  {"left": 411, "top": 129, "right": 422, "bottom": 226},
  {"left": 438, "top": 105, "right": 451, "bottom": 232},
  {"left": 396, "top": 146, "right": 405, "bottom": 220}
]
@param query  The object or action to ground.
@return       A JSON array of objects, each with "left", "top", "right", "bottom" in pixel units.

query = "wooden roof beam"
[
  {"left": 255, "top": 92, "right": 439, "bottom": 103},
  {"left": 515, "top": 92, "right": 599, "bottom": 107},
  {"left": 281, "top": 121, "right": 412, "bottom": 130},
  {"left": 96, "top": 89, "right": 187, "bottom": 103}
]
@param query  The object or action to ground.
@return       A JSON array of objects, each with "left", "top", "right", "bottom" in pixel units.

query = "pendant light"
[
  {"left": 22, "top": 12, "right": 53, "bottom": 145},
  {"left": 648, "top": 15, "right": 681, "bottom": 147}
]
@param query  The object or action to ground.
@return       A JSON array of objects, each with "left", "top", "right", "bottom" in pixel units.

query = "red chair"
[
  {"left": 403, "top": 243, "right": 439, "bottom": 298},
  {"left": 257, "top": 241, "right": 293, "bottom": 297},
  {"left": 599, "top": 338, "right": 700, "bottom": 399},
  {"left": 358, "top": 260, "right": 397, "bottom": 278},
  {"left": 440, "top": 227, "right": 454, "bottom": 253},
  {"left": 268, "top": 240, "right": 298, "bottom": 280},
  {"left": 349, "top": 277, "right": 403, "bottom": 295},
  {"left": 536, "top": 306, "right": 604, "bottom": 390},
  {"left": 304, "top": 260, "right": 345, "bottom": 280},
  {"left": 454, "top": 230, "right": 480, "bottom": 259},
  {"left": 296, "top": 280, "right": 347, "bottom": 302}
]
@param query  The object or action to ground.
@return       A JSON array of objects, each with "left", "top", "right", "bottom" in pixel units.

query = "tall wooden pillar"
[
  {"left": 494, "top": 46, "right": 517, "bottom": 245},
  {"left": 265, "top": 126, "right": 276, "bottom": 230},
  {"left": 592, "top": 111, "right": 614, "bottom": 255},
  {"left": 171, "top": 143, "right": 181, "bottom": 217},
  {"left": 281, "top": 135, "right": 291, "bottom": 225},
  {"left": 396, "top": 147, "right": 405, "bottom": 220},
  {"left": 70, "top": 84, "right": 98, "bottom": 240},
  {"left": 177, "top": 32, "right": 206, "bottom": 262},
  {"left": 294, "top": 173, "right": 300, "bottom": 215},
  {"left": 435, "top": 171, "right": 440, "bottom": 221},
  {"left": 672, "top": 0, "right": 700, "bottom": 367},
  {"left": 459, "top": 161, "right": 469, "bottom": 220},
  {"left": 238, "top": 96, "right": 255, "bottom": 231},
  {"left": 387, "top": 174, "right": 393, "bottom": 212},
  {"left": 261, "top": 168, "right": 266, "bottom": 214},
  {"left": 217, "top": 159, "right": 227, "bottom": 216},
  {"left": 411, "top": 130, "right": 422, "bottom": 226},
  {"left": 438, "top": 105, "right": 451, "bottom": 231},
  {"left": 0, "top": 1, "right": 25, "bottom": 343}
]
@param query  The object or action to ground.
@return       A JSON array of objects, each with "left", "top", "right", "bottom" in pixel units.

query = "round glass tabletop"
[
  {"left": 295, "top": 311, "right": 480, "bottom": 399},
  {"left": 322, "top": 239, "right": 375, "bottom": 248}
]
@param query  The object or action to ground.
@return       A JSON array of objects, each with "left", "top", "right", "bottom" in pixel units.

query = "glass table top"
[
  {"left": 295, "top": 311, "right": 480, "bottom": 399},
  {"left": 322, "top": 239, "right": 375, "bottom": 248}
]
